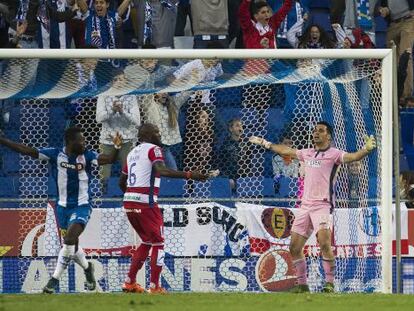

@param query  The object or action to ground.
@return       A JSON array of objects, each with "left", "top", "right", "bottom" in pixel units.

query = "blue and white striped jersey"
[
  {"left": 39, "top": 0, "right": 72, "bottom": 49},
  {"left": 38, "top": 147, "right": 99, "bottom": 208}
]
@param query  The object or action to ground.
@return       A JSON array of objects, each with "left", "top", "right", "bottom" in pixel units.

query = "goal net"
[{"left": 0, "top": 49, "right": 392, "bottom": 293}]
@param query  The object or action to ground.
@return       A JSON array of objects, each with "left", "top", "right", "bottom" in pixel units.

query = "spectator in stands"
[
  {"left": 38, "top": 0, "right": 84, "bottom": 48},
  {"left": 331, "top": 0, "right": 377, "bottom": 44},
  {"left": 96, "top": 70, "right": 141, "bottom": 191},
  {"left": 398, "top": 48, "right": 413, "bottom": 103},
  {"left": 272, "top": 137, "right": 300, "bottom": 194},
  {"left": 0, "top": 19, "right": 25, "bottom": 48},
  {"left": 76, "top": 56, "right": 98, "bottom": 92},
  {"left": 0, "top": 2, "right": 10, "bottom": 48},
  {"left": 111, "top": 0, "right": 135, "bottom": 48},
  {"left": 175, "top": 0, "right": 192, "bottom": 37},
  {"left": 334, "top": 26, "right": 375, "bottom": 49},
  {"left": 239, "top": 0, "right": 293, "bottom": 49},
  {"left": 331, "top": 0, "right": 346, "bottom": 24},
  {"left": 218, "top": 118, "right": 244, "bottom": 190},
  {"left": 269, "top": 0, "right": 309, "bottom": 48},
  {"left": 0, "top": 1, "right": 80, "bottom": 90},
  {"left": 183, "top": 103, "right": 215, "bottom": 176},
  {"left": 124, "top": 44, "right": 177, "bottom": 89},
  {"left": 191, "top": 0, "right": 229, "bottom": 48},
  {"left": 289, "top": 23, "right": 336, "bottom": 48},
  {"left": 171, "top": 55, "right": 223, "bottom": 104},
  {"left": 404, "top": 97, "right": 414, "bottom": 108},
  {"left": 67, "top": 0, "right": 93, "bottom": 48},
  {"left": 1, "top": 0, "right": 83, "bottom": 48},
  {"left": 133, "top": 0, "right": 178, "bottom": 48},
  {"left": 140, "top": 92, "right": 190, "bottom": 170},
  {"left": 376, "top": 0, "right": 414, "bottom": 99},
  {"left": 228, "top": 0, "right": 244, "bottom": 48},
  {"left": 400, "top": 171, "right": 414, "bottom": 208},
  {"left": 81, "top": 0, "right": 131, "bottom": 49}
]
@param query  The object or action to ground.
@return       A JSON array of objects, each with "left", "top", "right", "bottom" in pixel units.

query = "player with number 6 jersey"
[{"left": 119, "top": 123, "right": 212, "bottom": 294}]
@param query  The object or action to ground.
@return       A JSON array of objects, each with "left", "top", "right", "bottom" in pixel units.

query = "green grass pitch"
[{"left": 2, "top": 293, "right": 414, "bottom": 311}]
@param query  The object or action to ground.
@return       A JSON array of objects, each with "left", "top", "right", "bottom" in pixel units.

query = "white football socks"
[
  {"left": 72, "top": 247, "right": 89, "bottom": 270},
  {"left": 52, "top": 244, "right": 75, "bottom": 280}
]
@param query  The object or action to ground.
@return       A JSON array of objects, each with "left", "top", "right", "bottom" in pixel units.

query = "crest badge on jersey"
[{"left": 154, "top": 147, "right": 163, "bottom": 158}]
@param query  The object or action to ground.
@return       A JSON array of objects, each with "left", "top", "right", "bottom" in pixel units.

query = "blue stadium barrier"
[
  {"left": 106, "top": 177, "right": 123, "bottom": 197},
  {"left": 263, "top": 177, "right": 275, "bottom": 197},
  {"left": 267, "top": 107, "right": 285, "bottom": 139},
  {"left": 49, "top": 106, "right": 66, "bottom": 128},
  {"left": 275, "top": 176, "right": 296, "bottom": 198},
  {"left": 3, "top": 152, "right": 20, "bottom": 174},
  {"left": 236, "top": 177, "right": 270, "bottom": 197},
  {"left": 210, "top": 177, "right": 232, "bottom": 198},
  {"left": 0, "top": 177, "right": 19, "bottom": 197},
  {"left": 159, "top": 178, "right": 185, "bottom": 197}
]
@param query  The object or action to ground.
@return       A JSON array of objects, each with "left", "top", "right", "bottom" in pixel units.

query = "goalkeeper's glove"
[
  {"left": 249, "top": 136, "right": 272, "bottom": 149},
  {"left": 364, "top": 135, "right": 376, "bottom": 152}
]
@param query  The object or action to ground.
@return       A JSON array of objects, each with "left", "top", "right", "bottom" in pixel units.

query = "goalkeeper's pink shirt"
[{"left": 296, "top": 147, "right": 346, "bottom": 209}]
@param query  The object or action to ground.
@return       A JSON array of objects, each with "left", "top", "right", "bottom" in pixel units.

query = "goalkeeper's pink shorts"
[
  {"left": 291, "top": 204, "right": 332, "bottom": 239},
  {"left": 125, "top": 204, "right": 164, "bottom": 246}
]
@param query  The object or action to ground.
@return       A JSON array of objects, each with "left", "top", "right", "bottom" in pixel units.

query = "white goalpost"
[{"left": 0, "top": 48, "right": 394, "bottom": 293}]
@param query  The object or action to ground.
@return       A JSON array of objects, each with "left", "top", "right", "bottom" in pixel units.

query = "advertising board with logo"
[{"left": 0, "top": 202, "right": 411, "bottom": 293}]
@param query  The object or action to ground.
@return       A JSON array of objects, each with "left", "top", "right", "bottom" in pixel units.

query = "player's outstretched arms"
[
  {"left": 249, "top": 136, "right": 298, "bottom": 159},
  {"left": 98, "top": 132, "right": 123, "bottom": 165},
  {"left": 0, "top": 132, "right": 39, "bottom": 158},
  {"left": 343, "top": 135, "right": 377, "bottom": 163},
  {"left": 153, "top": 162, "right": 211, "bottom": 181}
]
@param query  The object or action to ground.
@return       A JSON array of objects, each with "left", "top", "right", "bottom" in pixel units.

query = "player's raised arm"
[
  {"left": 153, "top": 162, "right": 213, "bottom": 181},
  {"left": 118, "top": 159, "right": 216, "bottom": 194},
  {"left": 0, "top": 132, "right": 39, "bottom": 158},
  {"left": 343, "top": 135, "right": 376, "bottom": 163},
  {"left": 249, "top": 136, "right": 298, "bottom": 159},
  {"left": 97, "top": 132, "right": 123, "bottom": 165}
]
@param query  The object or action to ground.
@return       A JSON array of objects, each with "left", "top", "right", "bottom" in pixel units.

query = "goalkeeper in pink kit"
[{"left": 250, "top": 121, "right": 376, "bottom": 293}]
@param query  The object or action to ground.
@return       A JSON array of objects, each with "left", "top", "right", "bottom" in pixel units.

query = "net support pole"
[
  {"left": 391, "top": 43, "right": 402, "bottom": 294},
  {"left": 381, "top": 50, "right": 394, "bottom": 294}
]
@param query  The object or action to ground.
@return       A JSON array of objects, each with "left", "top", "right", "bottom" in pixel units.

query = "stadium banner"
[
  {"left": 0, "top": 203, "right": 409, "bottom": 258},
  {"left": 236, "top": 203, "right": 409, "bottom": 257},
  {"left": 409, "top": 209, "right": 414, "bottom": 256},
  {"left": 0, "top": 203, "right": 410, "bottom": 293},
  {"left": 0, "top": 255, "right": 383, "bottom": 294}
]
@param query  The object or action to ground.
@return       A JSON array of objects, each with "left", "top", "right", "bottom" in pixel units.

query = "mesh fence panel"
[{"left": 0, "top": 57, "right": 385, "bottom": 293}]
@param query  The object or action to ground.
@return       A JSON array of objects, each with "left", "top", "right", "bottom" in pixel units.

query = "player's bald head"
[{"left": 138, "top": 123, "right": 162, "bottom": 146}]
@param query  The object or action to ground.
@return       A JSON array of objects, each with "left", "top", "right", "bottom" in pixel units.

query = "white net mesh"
[{"left": 0, "top": 56, "right": 385, "bottom": 293}]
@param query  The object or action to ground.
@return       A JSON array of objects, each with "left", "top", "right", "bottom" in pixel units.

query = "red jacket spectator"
[{"left": 239, "top": 0, "right": 293, "bottom": 49}]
